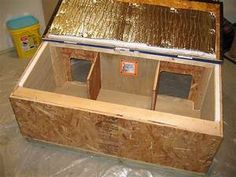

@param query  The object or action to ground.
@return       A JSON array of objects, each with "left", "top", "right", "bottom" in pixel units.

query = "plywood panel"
[
  {"left": 54, "top": 81, "right": 88, "bottom": 98},
  {"left": 10, "top": 94, "right": 222, "bottom": 173},
  {"left": 50, "top": 46, "right": 68, "bottom": 86},
  {"left": 87, "top": 54, "right": 101, "bottom": 100},
  {"left": 23, "top": 45, "right": 56, "bottom": 91},
  {"left": 195, "top": 68, "right": 213, "bottom": 110},
  {"left": 201, "top": 70, "right": 215, "bottom": 121},
  {"left": 155, "top": 95, "right": 200, "bottom": 118},
  {"left": 100, "top": 53, "right": 158, "bottom": 96},
  {"left": 97, "top": 89, "right": 151, "bottom": 109},
  {"left": 151, "top": 62, "right": 160, "bottom": 110}
]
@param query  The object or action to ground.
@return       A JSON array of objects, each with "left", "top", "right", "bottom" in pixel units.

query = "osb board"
[
  {"left": 48, "top": 0, "right": 220, "bottom": 55},
  {"left": 10, "top": 92, "right": 222, "bottom": 173}
]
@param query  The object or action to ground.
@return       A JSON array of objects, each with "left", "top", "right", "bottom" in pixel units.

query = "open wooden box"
[{"left": 10, "top": 0, "right": 223, "bottom": 174}]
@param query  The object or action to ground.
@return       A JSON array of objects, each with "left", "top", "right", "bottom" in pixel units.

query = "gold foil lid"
[{"left": 48, "top": 0, "right": 216, "bottom": 54}]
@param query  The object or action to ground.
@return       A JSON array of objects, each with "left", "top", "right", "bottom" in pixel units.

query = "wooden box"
[{"left": 10, "top": 0, "right": 223, "bottom": 174}]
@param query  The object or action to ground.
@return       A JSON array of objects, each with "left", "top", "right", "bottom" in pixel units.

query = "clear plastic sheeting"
[{"left": 1, "top": 51, "right": 236, "bottom": 177}]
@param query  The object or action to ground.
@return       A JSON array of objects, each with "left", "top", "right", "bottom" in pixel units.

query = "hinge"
[
  {"left": 64, "top": 41, "right": 78, "bottom": 45},
  {"left": 177, "top": 55, "right": 193, "bottom": 60},
  {"left": 114, "top": 47, "right": 130, "bottom": 52}
]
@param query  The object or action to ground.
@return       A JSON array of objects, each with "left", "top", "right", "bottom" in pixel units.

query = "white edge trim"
[
  {"left": 48, "top": 34, "right": 216, "bottom": 60},
  {"left": 214, "top": 64, "right": 221, "bottom": 122}
]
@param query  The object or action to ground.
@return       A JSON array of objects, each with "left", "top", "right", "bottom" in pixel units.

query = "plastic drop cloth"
[{"left": 0, "top": 51, "right": 236, "bottom": 177}]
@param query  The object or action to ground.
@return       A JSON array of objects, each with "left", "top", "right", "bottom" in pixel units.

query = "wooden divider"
[
  {"left": 87, "top": 54, "right": 101, "bottom": 100},
  {"left": 151, "top": 62, "right": 160, "bottom": 110}
]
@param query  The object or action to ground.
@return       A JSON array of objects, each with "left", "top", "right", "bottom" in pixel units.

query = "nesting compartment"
[{"left": 21, "top": 43, "right": 217, "bottom": 121}]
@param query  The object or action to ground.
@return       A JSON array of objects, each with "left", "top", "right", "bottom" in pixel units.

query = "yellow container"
[{"left": 7, "top": 16, "right": 41, "bottom": 59}]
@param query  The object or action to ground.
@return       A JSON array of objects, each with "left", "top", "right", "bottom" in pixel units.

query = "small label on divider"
[{"left": 120, "top": 59, "right": 138, "bottom": 76}]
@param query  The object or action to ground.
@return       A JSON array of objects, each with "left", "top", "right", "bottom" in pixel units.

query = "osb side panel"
[
  {"left": 49, "top": 0, "right": 216, "bottom": 54},
  {"left": 10, "top": 98, "right": 221, "bottom": 173}
]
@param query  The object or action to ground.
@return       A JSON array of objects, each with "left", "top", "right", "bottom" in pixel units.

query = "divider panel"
[
  {"left": 87, "top": 53, "right": 101, "bottom": 100},
  {"left": 151, "top": 62, "right": 160, "bottom": 110}
]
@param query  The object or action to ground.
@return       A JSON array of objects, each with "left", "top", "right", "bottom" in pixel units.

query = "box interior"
[{"left": 22, "top": 43, "right": 216, "bottom": 121}]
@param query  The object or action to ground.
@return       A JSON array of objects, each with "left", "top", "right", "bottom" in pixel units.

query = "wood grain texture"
[
  {"left": 10, "top": 95, "right": 222, "bottom": 173},
  {"left": 50, "top": 46, "right": 68, "bottom": 87},
  {"left": 151, "top": 62, "right": 160, "bottom": 110},
  {"left": 49, "top": 0, "right": 219, "bottom": 55},
  {"left": 100, "top": 53, "right": 158, "bottom": 96},
  {"left": 155, "top": 95, "right": 200, "bottom": 118},
  {"left": 23, "top": 45, "right": 57, "bottom": 91},
  {"left": 60, "top": 47, "right": 99, "bottom": 81},
  {"left": 87, "top": 54, "right": 101, "bottom": 100},
  {"left": 97, "top": 89, "right": 152, "bottom": 109},
  {"left": 54, "top": 81, "right": 88, "bottom": 98},
  {"left": 194, "top": 68, "right": 213, "bottom": 110},
  {"left": 201, "top": 69, "right": 215, "bottom": 121}
]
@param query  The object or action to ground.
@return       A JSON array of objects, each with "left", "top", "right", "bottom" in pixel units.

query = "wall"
[
  {"left": 223, "top": 0, "right": 236, "bottom": 23},
  {"left": 42, "top": 0, "right": 59, "bottom": 26},
  {"left": 0, "top": 0, "right": 45, "bottom": 51}
]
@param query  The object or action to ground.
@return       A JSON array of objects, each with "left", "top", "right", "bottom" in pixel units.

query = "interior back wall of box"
[{"left": 0, "top": 0, "right": 45, "bottom": 52}]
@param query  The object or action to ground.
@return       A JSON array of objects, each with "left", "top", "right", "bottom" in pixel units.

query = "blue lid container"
[{"left": 7, "top": 15, "right": 39, "bottom": 30}]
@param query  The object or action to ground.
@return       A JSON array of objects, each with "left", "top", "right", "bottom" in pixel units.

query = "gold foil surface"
[{"left": 49, "top": 0, "right": 216, "bottom": 54}]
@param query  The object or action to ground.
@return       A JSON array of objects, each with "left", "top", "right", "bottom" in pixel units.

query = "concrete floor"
[{"left": 0, "top": 50, "right": 235, "bottom": 177}]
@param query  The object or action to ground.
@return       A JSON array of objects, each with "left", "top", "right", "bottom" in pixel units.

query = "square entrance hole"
[
  {"left": 158, "top": 72, "right": 192, "bottom": 99},
  {"left": 70, "top": 58, "right": 92, "bottom": 82}
]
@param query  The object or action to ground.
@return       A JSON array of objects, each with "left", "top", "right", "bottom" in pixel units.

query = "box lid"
[{"left": 44, "top": 0, "right": 222, "bottom": 63}]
